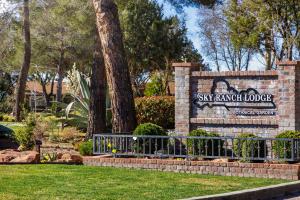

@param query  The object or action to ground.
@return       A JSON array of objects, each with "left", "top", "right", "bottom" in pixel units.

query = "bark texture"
[
  {"left": 87, "top": 34, "right": 106, "bottom": 139},
  {"left": 14, "top": 0, "right": 31, "bottom": 121},
  {"left": 93, "top": 0, "right": 137, "bottom": 133},
  {"left": 56, "top": 51, "right": 64, "bottom": 103}
]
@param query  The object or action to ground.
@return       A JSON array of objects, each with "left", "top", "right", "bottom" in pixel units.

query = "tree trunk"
[
  {"left": 87, "top": 34, "right": 106, "bottom": 139},
  {"left": 93, "top": 0, "right": 137, "bottom": 133},
  {"left": 56, "top": 51, "right": 64, "bottom": 104},
  {"left": 14, "top": 0, "right": 31, "bottom": 121}
]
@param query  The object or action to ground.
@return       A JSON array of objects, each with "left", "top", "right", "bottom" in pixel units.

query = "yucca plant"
[{"left": 60, "top": 69, "right": 90, "bottom": 129}]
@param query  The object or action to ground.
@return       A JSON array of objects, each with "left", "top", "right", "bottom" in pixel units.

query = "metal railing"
[{"left": 93, "top": 134, "right": 300, "bottom": 162}]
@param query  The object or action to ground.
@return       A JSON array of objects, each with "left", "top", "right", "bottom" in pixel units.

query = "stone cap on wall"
[
  {"left": 172, "top": 62, "right": 200, "bottom": 67},
  {"left": 276, "top": 60, "right": 300, "bottom": 66},
  {"left": 191, "top": 70, "right": 278, "bottom": 77}
]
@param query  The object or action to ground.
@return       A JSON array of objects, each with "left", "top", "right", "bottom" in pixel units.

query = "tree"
[
  {"left": 30, "top": 0, "right": 96, "bottom": 105},
  {"left": 87, "top": 33, "right": 106, "bottom": 138},
  {"left": 119, "top": 0, "right": 205, "bottom": 95},
  {"left": 226, "top": 0, "right": 300, "bottom": 69},
  {"left": 199, "top": 5, "right": 253, "bottom": 71},
  {"left": 31, "top": 70, "right": 56, "bottom": 107},
  {"left": 93, "top": 0, "right": 137, "bottom": 133},
  {"left": 14, "top": 0, "right": 31, "bottom": 121},
  {"left": 166, "top": 0, "right": 221, "bottom": 11}
]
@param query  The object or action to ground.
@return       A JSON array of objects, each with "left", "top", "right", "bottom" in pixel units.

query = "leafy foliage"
[
  {"left": 78, "top": 140, "right": 93, "bottom": 156},
  {"left": 62, "top": 68, "right": 89, "bottom": 129},
  {"left": 187, "top": 129, "right": 221, "bottom": 156},
  {"left": 233, "top": 133, "right": 265, "bottom": 162},
  {"left": 133, "top": 123, "right": 167, "bottom": 136},
  {"left": 133, "top": 123, "right": 167, "bottom": 153},
  {"left": 135, "top": 96, "right": 175, "bottom": 129},
  {"left": 273, "top": 131, "right": 300, "bottom": 159},
  {"left": 119, "top": 0, "right": 204, "bottom": 95},
  {"left": 12, "top": 126, "right": 34, "bottom": 151},
  {"left": 0, "top": 125, "right": 14, "bottom": 139},
  {"left": 226, "top": 0, "right": 300, "bottom": 69}
]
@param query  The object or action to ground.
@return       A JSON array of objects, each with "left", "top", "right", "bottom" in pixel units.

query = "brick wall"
[
  {"left": 174, "top": 61, "right": 300, "bottom": 137},
  {"left": 83, "top": 157, "right": 300, "bottom": 180}
]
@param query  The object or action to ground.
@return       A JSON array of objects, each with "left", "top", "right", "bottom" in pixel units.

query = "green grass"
[{"left": 0, "top": 165, "right": 289, "bottom": 200}]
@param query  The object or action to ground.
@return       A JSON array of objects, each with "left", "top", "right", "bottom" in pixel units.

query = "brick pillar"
[
  {"left": 173, "top": 63, "right": 200, "bottom": 135},
  {"left": 277, "top": 61, "right": 300, "bottom": 132}
]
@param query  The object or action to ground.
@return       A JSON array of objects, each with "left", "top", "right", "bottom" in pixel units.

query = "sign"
[{"left": 192, "top": 78, "right": 276, "bottom": 116}]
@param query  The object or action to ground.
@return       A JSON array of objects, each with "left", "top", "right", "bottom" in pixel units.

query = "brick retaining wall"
[{"left": 83, "top": 157, "right": 300, "bottom": 180}]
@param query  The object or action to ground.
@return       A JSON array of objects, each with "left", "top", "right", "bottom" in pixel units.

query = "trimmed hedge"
[
  {"left": 133, "top": 123, "right": 167, "bottom": 154},
  {"left": 273, "top": 130, "right": 300, "bottom": 159},
  {"left": 233, "top": 133, "right": 265, "bottom": 161},
  {"left": 187, "top": 129, "right": 222, "bottom": 156},
  {"left": 135, "top": 96, "right": 174, "bottom": 129}
]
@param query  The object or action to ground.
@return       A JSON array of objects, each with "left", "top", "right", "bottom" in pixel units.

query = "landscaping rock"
[
  {"left": 0, "top": 149, "right": 20, "bottom": 162},
  {"left": 56, "top": 153, "right": 83, "bottom": 164},
  {"left": 212, "top": 158, "right": 231, "bottom": 163},
  {"left": 10, "top": 151, "right": 40, "bottom": 163}
]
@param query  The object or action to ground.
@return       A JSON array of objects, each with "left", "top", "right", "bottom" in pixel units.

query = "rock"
[
  {"left": 212, "top": 158, "right": 230, "bottom": 163},
  {"left": 0, "top": 149, "right": 20, "bottom": 162},
  {"left": 10, "top": 151, "right": 40, "bottom": 163},
  {"left": 56, "top": 153, "right": 83, "bottom": 164},
  {"left": 56, "top": 152, "right": 64, "bottom": 159}
]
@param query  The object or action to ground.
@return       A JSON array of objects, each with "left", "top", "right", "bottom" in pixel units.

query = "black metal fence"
[{"left": 93, "top": 134, "right": 300, "bottom": 162}]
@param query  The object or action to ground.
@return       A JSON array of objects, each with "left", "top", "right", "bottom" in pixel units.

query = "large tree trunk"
[
  {"left": 93, "top": 0, "right": 137, "bottom": 133},
  {"left": 14, "top": 0, "right": 31, "bottom": 121},
  {"left": 87, "top": 34, "right": 106, "bottom": 139}
]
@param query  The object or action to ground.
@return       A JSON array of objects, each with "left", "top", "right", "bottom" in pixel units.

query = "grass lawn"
[{"left": 0, "top": 165, "right": 289, "bottom": 200}]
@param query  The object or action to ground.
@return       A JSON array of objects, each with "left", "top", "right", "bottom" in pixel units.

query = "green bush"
[
  {"left": 233, "top": 133, "right": 265, "bottom": 161},
  {"left": 133, "top": 123, "right": 167, "bottom": 153},
  {"left": 12, "top": 126, "right": 34, "bottom": 150},
  {"left": 78, "top": 140, "right": 93, "bottom": 156},
  {"left": 0, "top": 125, "right": 14, "bottom": 138},
  {"left": 187, "top": 129, "right": 222, "bottom": 156},
  {"left": 2, "top": 115, "right": 15, "bottom": 122},
  {"left": 0, "top": 114, "right": 3, "bottom": 121},
  {"left": 273, "top": 130, "right": 300, "bottom": 159},
  {"left": 135, "top": 96, "right": 174, "bottom": 129}
]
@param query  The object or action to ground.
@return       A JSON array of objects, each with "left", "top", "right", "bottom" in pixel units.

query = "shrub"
[
  {"left": 135, "top": 96, "right": 175, "bottom": 129},
  {"left": 187, "top": 129, "right": 222, "bottom": 156},
  {"left": 0, "top": 115, "right": 3, "bottom": 121},
  {"left": 273, "top": 130, "right": 300, "bottom": 159},
  {"left": 12, "top": 126, "right": 34, "bottom": 150},
  {"left": 78, "top": 140, "right": 93, "bottom": 156},
  {"left": 133, "top": 123, "right": 167, "bottom": 153},
  {"left": 60, "top": 127, "right": 83, "bottom": 142},
  {"left": 49, "top": 134, "right": 61, "bottom": 143},
  {"left": 233, "top": 133, "right": 265, "bottom": 161},
  {"left": 0, "top": 125, "right": 14, "bottom": 139},
  {"left": 2, "top": 115, "right": 15, "bottom": 122}
]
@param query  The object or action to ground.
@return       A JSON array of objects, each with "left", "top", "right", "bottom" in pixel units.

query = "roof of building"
[{"left": 26, "top": 81, "right": 69, "bottom": 95}]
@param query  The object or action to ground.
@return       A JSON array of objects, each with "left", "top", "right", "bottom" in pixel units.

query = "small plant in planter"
[
  {"left": 133, "top": 123, "right": 167, "bottom": 154},
  {"left": 273, "top": 130, "right": 300, "bottom": 160},
  {"left": 187, "top": 129, "right": 223, "bottom": 157},
  {"left": 233, "top": 133, "right": 265, "bottom": 162}
]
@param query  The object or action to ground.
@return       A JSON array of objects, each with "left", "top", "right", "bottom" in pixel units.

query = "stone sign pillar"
[
  {"left": 277, "top": 61, "right": 300, "bottom": 132},
  {"left": 173, "top": 63, "right": 200, "bottom": 135}
]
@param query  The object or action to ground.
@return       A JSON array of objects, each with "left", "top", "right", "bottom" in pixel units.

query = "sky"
[{"left": 0, "top": 0, "right": 264, "bottom": 71}]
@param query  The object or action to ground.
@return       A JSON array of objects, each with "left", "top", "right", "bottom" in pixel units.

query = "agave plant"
[{"left": 61, "top": 69, "right": 90, "bottom": 129}]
